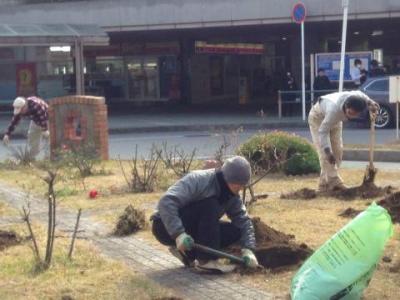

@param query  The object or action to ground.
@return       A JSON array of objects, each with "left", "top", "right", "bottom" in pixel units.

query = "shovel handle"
[
  {"left": 369, "top": 113, "right": 376, "bottom": 169},
  {"left": 193, "top": 243, "right": 246, "bottom": 265}
]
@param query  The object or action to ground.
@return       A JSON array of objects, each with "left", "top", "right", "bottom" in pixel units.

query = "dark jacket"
[
  {"left": 156, "top": 169, "right": 256, "bottom": 249},
  {"left": 313, "top": 75, "right": 331, "bottom": 98}
]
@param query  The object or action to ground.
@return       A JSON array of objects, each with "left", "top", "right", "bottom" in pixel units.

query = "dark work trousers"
[{"left": 152, "top": 197, "right": 241, "bottom": 261}]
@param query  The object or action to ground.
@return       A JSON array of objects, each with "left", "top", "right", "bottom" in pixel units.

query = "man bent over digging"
[{"left": 151, "top": 156, "right": 259, "bottom": 273}]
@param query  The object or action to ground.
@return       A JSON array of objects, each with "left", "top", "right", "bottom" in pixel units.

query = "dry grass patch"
[
  {"left": 0, "top": 199, "right": 17, "bottom": 217},
  {"left": 0, "top": 222, "right": 176, "bottom": 299},
  {"left": 233, "top": 168, "right": 400, "bottom": 299},
  {"left": 0, "top": 160, "right": 171, "bottom": 212},
  {"left": 2, "top": 160, "right": 400, "bottom": 298}
]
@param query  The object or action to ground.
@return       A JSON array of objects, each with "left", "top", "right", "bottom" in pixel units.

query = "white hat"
[{"left": 13, "top": 97, "right": 26, "bottom": 115}]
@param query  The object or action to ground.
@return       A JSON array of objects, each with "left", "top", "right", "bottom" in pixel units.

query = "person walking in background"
[
  {"left": 369, "top": 60, "right": 386, "bottom": 77},
  {"left": 313, "top": 68, "right": 332, "bottom": 99},
  {"left": 2, "top": 96, "right": 50, "bottom": 159},
  {"left": 282, "top": 71, "right": 298, "bottom": 116},
  {"left": 350, "top": 59, "right": 365, "bottom": 87}
]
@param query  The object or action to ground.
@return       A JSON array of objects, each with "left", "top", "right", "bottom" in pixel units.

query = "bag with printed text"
[{"left": 291, "top": 203, "right": 393, "bottom": 300}]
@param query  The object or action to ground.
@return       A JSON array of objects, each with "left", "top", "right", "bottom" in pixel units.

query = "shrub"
[
  {"left": 8, "top": 144, "right": 36, "bottom": 166},
  {"left": 57, "top": 143, "right": 100, "bottom": 177},
  {"left": 237, "top": 131, "right": 320, "bottom": 176},
  {"left": 119, "top": 145, "right": 160, "bottom": 193}
]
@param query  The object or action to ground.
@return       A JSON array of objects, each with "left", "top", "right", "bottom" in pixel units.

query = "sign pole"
[
  {"left": 301, "top": 22, "right": 306, "bottom": 120},
  {"left": 310, "top": 54, "right": 315, "bottom": 104},
  {"left": 339, "top": 0, "right": 349, "bottom": 92},
  {"left": 397, "top": 101, "right": 399, "bottom": 140},
  {"left": 292, "top": 2, "right": 307, "bottom": 120},
  {"left": 389, "top": 76, "right": 400, "bottom": 140}
]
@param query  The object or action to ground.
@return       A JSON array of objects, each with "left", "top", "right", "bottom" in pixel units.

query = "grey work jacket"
[
  {"left": 316, "top": 91, "right": 375, "bottom": 151},
  {"left": 156, "top": 169, "right": 256, "bottom": 250}
]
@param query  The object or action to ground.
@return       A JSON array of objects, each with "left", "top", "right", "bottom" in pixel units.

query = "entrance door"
[{"left": 126, "top": 57, "right": 159, "bottom": 101}]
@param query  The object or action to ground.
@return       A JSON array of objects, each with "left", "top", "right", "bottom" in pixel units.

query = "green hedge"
[{"left": 237, "top": 131, "right": 320, "bottom": 176}]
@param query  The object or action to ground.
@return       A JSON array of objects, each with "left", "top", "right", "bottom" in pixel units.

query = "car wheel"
[{"left": 374, "top": 105, "right": 392, "bottom": 129}]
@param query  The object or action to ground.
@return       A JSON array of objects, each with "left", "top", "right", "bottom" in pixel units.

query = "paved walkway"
[
  {"left": 0, "top": 109, "right": 306, "bottom": 138},
  {"left": 0, "top": 183, "right": 277, "bottom": 300}
]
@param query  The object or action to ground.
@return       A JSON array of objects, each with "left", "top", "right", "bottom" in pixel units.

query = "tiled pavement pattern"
[{"left": 0, "top": 183, "right": 278, "bottom": 300}]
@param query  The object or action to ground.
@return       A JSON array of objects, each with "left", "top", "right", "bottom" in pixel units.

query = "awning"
[{"left": 0, "top": 23, "right": 109, "bottom": 46}]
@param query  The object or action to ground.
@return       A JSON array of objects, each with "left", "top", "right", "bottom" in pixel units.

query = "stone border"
[{"left": 343, "top": 149, "right": 400, "bottom": 162}]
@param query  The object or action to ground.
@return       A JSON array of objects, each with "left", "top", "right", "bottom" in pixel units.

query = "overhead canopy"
[{"left": 0, "top": 23, "right": 109, "bottom": 46}]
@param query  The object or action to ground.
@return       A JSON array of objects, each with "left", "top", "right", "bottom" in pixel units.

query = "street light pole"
[
  {"left": 339, "top": 0, "right": 349, "bottom": 92},
  {"left": 301, "top": 22, "right": 306, "bottom": 121}
]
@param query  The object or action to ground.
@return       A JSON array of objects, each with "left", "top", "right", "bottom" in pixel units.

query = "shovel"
[
  {"left": 193, "top": 243, "right": 246, "bottom": 265},
  {"left": 363, "top": 112, "right": 377, "bottom": 184}
]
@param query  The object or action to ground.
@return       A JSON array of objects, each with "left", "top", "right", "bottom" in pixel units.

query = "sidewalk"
[
  {"left": 3, "top": 109, "right": 400, "bottom": 162},
  {"left": 0, "top": 109, "right": 308, "bottom": 138}
]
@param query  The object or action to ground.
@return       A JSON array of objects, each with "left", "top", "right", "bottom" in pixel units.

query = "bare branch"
[
  {"left": 21, "top": 206, "right": 41, "bottom": 263},
  {"left": 68, "top": 209, "right": 82, "bottom": 260}
]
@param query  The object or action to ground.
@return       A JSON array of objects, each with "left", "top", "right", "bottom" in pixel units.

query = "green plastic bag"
[{"left": 291, "top": 203, "right": 393, "bottom": 300}]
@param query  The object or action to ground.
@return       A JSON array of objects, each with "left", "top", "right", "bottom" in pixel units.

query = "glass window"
[
  {"left": 85, "top": 56, "right": 126, "bottom": 100},
  {"left": 0, "top": 46, "right": 75, "bottom": 104},
  {"left": 366, "top": 79, "right": 388, "bottom": 92},
  {"left": 126, "top": 57, "right": 160, "bottom": 101}
]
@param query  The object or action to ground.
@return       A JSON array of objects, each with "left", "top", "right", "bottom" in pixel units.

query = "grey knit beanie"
[{"left": 221, "top": 156, "right": 251, "bottom": 185}]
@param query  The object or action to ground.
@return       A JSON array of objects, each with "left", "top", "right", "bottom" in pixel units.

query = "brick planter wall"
[{"left": 48, "top": 95, "right": 109, "bottom": 160}]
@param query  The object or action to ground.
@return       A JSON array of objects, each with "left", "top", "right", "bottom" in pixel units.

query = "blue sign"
[
  {"left": 315, "top": 52, "right": 373, "bottom": 81},
  {"left": 292, "top": 3, "right": 306, "bottom": 24}
]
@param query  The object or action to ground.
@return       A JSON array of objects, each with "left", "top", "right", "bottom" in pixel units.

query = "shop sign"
[{"left": 195, "top": 41, "right": 265, "bottom": 55}]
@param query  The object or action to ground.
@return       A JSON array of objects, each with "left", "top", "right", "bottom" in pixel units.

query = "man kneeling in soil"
[
  {"left": 151, "top": 156, "right": 258, "bottom": 273},
  {"left": 309, "top": 91, "right": 379, "bottom": 192}
]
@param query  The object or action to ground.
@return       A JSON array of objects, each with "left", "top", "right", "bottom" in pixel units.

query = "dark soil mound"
[
  {"left": 281, "top": 167, "right": 393, "bottom": 201},
  {"left": 251, "top": 218, "right": 312, "bottom": 270},
  {"left": 389, "top": 261, "right": 400, "bottom": 273},
  {"left": 113, "top": 205, "right": 146, "bottom": 236},
  {"left": 378, "top": 192, "right": 400, "bottom": 223},
  {"left": 281, "top": 188, "right": 317, "bottom": 200},
  {"left": 338, "top": 208, "right": 362, "bottom": 218},
  {"left": 252, "top": 217, "right": 294, "bottom": 244},
  {"left": 329, "top": 184, "right": 392, "bottom": 201},
  {"left": 153, "top": 298, "right": 183, "bottom": 300},
  {"left": 281, "top": 184, "right": 392, "bottom": 201},
  {"left": 0, "top": 230, "right": 21, "bottom": 251}
]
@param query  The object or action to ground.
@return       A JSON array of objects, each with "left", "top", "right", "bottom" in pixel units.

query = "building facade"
[{"left": 0, "top": 0, "right": 399, "bottom": 107}]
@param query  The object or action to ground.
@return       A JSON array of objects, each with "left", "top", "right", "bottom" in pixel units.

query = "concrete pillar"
[{"left": 74, "top": 39, "right": 84, "bottom": 95}]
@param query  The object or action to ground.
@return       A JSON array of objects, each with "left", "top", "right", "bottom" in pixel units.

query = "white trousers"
[{"left": 27, "top": 121, "right": 49, "bottom": 159}]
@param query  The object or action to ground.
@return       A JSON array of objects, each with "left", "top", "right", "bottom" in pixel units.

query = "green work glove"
[
  {"left": 242, "top": 248, "right": 259, "bottom": 268},
  {"left": 175, "top": 232, "right": 194, "bottom": 253}
]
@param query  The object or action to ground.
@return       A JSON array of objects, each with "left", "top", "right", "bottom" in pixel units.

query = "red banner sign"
[{"left": 195, "top": 41, "right": 265, "bottom": 55}]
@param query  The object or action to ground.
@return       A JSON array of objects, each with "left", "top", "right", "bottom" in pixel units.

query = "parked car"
[{"left": 359, "top": 77, "right": 393, "bottom": 129}]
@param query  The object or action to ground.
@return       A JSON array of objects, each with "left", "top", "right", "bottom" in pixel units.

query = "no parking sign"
[{"left": 292, "top": 2, "right": 306, "bottom": 24}]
